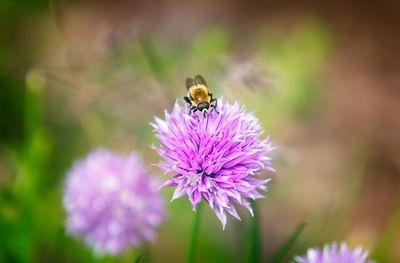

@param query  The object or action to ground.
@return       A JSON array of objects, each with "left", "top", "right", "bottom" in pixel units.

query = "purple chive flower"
[
  {"left": 152, "top": 98, "right": 274, "bottom": 229},
  {"left": 63, "top": 149, "right": 165, "bottom": 255},
  {"left": 295, "top": 242, "right": 374, "bottom": 263}
]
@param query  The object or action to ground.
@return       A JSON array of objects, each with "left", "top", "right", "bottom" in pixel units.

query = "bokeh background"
[{"left": 1, "top": 0, "right": 399, "bottom": 262}]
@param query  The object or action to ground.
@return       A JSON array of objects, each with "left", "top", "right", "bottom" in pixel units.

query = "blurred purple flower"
[
  {"left": 63, "top": 149, "right": 165, "bottom": 255},
  {"left": 295, "top": 242, "right": 374, "bottom": 263},
  {"left": 152, "top": 99, "right": 274, "bottom": 229}
]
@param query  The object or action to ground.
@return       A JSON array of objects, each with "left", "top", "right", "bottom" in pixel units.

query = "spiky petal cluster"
[
  {"left": 63, "top": 149, "right": 165, "bottom": 255},
  {"left": 295, "top": 242, "right": 374, "bottom": 263},
  {"left": 152, "top": 99, "right": 273, "bottom": 229}
]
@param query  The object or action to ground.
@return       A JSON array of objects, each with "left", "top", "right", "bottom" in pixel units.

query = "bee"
[{"left": 184, "top": 75, "right": 218, "bottom": 115}]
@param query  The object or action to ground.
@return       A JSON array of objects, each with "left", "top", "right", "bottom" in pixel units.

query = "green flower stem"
[
  {"left": 187, "top": 203, "right": 202, "bottom": 263},
  {"left": 249, "top": 200, "right": 261, "bottom": 263}
]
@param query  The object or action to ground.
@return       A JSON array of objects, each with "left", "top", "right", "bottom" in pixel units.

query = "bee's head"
[{"left": 198, "top": 102, "right": 209, "bottom": 112}]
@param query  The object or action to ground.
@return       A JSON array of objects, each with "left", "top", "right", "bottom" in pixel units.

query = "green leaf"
[
  {"left": 267, "top": 221, "right": 308, "bottom": 263},
  {"left": 371, "top": 196, "right": 400, "bottom": 262},
  {"left": 134, "top": 254, "right": 144, "bottom": 263}
]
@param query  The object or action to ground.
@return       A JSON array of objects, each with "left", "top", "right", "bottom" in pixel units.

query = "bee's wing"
[
  {"left": 186, "top": 77, "right": 195, "bottom": 90},
  {"left": 194, "top": 75, "right": 207, "bottom": 86}
]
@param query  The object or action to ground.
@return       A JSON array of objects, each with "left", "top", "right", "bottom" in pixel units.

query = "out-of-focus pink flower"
[
  {"left": 63, "top": 149, "right": 165, "bottom": 255},
  {"left": 295, "top": 242, "right": 374, "bottom": 263}
]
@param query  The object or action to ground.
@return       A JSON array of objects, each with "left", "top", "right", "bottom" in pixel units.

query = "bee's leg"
[
  {"left": 209, "top": 94, "right": 219, "bottom": 111},
  {"left": 191, "top": 108, "right": 200, "bottom": 122},
  {"left": 210, "top": 104, "right": 219, "bottom": 114},
  {"left": 184, "top": 96, "right": 192, "bottom": 105},
  {"left": 210, "top": 93, "right": 218, "bottom": 111},
  {"left": 210, "top": 98, "right": 219, "bottom": 114},
  {"left": 189, "top": 105, "right": 196, "bottom": 115},
  {"left": 209, "top": 93, "right": 216, "bottom": 102}
]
